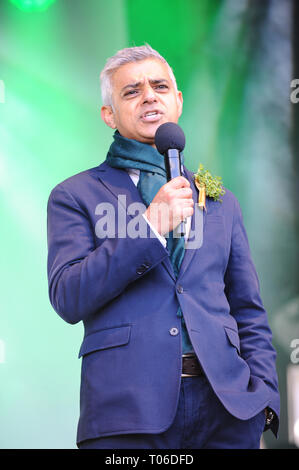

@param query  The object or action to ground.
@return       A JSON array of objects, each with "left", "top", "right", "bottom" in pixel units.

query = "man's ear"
[
  {"left": 177, "top": 91, "right": 183, "bottom": 118},
  {"left": 101, "top": 105, "right": 117, "bottom": 129}
]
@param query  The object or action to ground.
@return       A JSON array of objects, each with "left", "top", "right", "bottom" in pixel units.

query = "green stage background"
[{"left": 0, "top": 0, "right": 298, "bottom": 449}]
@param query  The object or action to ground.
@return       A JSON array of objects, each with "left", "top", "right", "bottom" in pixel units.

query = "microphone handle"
[{"left": 164, "top": 149, "right": 186, "bottom": 237}]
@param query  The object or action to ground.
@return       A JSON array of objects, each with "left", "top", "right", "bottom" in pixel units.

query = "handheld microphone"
[{"left": 155, "top": 122, "right": 186, "bottom": 237}]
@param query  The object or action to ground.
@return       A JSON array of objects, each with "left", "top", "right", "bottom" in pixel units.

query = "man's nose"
[{"left": 142, "top": 85, "right": 157, "bottom": 103}]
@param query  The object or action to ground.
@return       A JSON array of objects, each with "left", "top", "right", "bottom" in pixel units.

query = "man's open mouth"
[{"left": 140, "top": 110, "right": 162, "bottom": 122}]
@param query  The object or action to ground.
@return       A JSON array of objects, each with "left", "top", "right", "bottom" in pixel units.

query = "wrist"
[
  {"left": 144, "top": 207, "right": 162, "bottom": 236},
  {"left": 142, "top": 212, "right": 167, "bottom": 248}
]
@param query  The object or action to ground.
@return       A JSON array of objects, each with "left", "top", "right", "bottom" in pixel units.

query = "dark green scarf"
[{"left": 106, "top": 131, "right": 193, "bottom": 354}]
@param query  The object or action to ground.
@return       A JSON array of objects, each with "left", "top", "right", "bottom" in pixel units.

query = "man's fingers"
[
  {"left": 167, "top": 176, "right": 190, "bottom": 189},
  {"left": 176, "top": 187, "right": 193, "bottom": 198}
]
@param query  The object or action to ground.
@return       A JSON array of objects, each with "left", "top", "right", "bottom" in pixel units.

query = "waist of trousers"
[{"left": 181, "top": 353, "right": 204, "bottom": 377}]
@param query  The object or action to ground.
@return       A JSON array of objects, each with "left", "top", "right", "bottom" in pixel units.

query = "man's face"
[{"left": 101, "top": 58, "right": 183, "bottom": 146}]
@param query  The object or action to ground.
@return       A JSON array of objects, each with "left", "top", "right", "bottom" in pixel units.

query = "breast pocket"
[
  {"left": 203, "top": 214, "right": 226, "bottom": 258},
  {"left": 205, "top": 215, "right": 224, "bottom": 224}
]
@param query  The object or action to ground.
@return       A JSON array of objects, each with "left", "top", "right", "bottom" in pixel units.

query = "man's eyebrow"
[
  {"left": 121, "top": 78, "right": 170, "bottom": 93},
  {"left": 121, "top": 81, "right": 141, "bottom": 92},
  {"left": 149, "top": 78, "right": 170, "bottom": 85}
]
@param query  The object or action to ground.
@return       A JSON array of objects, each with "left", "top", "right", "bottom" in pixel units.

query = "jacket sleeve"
[
  {"left": 47, "top": 184, "right": 168, "bottom": 324},
  {"left": 224, "top": 196, "right": 280, "bottom": 433}
]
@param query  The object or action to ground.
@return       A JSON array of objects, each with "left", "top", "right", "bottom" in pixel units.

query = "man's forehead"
[{"left": 112, "top": 58, "right": 171, "bottom": 87}]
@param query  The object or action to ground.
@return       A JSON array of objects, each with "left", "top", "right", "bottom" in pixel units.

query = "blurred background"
[{"left": 0, "top": 0, "right": 298, "bottom": 449}]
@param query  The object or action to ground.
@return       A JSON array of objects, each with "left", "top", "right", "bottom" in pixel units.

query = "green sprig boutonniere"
[{"left": 194, "top": 164, "right": 225, "bottom": 210}]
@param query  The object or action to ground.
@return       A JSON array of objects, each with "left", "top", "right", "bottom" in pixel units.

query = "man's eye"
[
  {"left": 156, "top": 84, "right": 168, "bottom": 90},
  {"left": 124, "top": 90, "right": 138, "bottom": 96}
]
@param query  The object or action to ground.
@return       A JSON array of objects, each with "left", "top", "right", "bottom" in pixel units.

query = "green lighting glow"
[
  {"left": 9, "top": 0, "right": 56, "bottom": 12},
  {"left": 0, "top": 0, "right": 296, "bottom": 450}
]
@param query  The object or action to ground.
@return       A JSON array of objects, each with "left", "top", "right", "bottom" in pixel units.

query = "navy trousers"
[{"left": 78, "top": 375, "right": 266, "bottom": 449}]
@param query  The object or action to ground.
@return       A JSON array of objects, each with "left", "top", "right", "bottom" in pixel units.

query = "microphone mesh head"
[{"left": 155, "top": 122, "right": 185, "bottom": 154}]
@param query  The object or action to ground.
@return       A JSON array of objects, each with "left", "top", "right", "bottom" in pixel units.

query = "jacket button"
[
  {"left": 142, "top": 262, "right": 151, "bottom": 269},
  {"left": 177, "top": 285, "right": 184, "bottom": 294},
  {"left": 169, "top": 327, "right": 179, "bottom": 336},
  {"left": 136, "top": 263, "right": 151, "bottom": 275}
]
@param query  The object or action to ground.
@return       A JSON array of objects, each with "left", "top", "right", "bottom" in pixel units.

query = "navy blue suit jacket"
[{"left": 47, "top": 161, "right": 280, "bottom": 445}]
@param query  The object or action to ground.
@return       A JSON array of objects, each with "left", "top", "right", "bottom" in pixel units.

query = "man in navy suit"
[{"left": 47, "top": 45, "right": 280, "bottom": 449}]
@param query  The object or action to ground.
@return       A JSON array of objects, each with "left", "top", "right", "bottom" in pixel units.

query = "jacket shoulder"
[
  {"left": 221, "top": 187, "right": 238, "bottom": 205},
  {"left": 48, "top": 162, "right": 106, "bottom": 201}
]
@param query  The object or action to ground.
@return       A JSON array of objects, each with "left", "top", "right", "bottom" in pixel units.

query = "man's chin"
[
  {"left": 138, "top": 122, "right": 165, "bottom": 145},
  {"left": 139, "top": 135, "right": 156, "bottom": 147}
]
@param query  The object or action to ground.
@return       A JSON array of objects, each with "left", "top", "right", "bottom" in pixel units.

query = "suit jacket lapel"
[
  {"left": 97, "top": 161, "right": 143, "bottom": 208},
  {"left": 178, "top": 167, "right": 206, "bottom": 280}
]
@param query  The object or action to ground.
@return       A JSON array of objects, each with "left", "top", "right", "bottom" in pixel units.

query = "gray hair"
[{"left": 100, "top": 44, "right": 178, "bottom": 107}]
